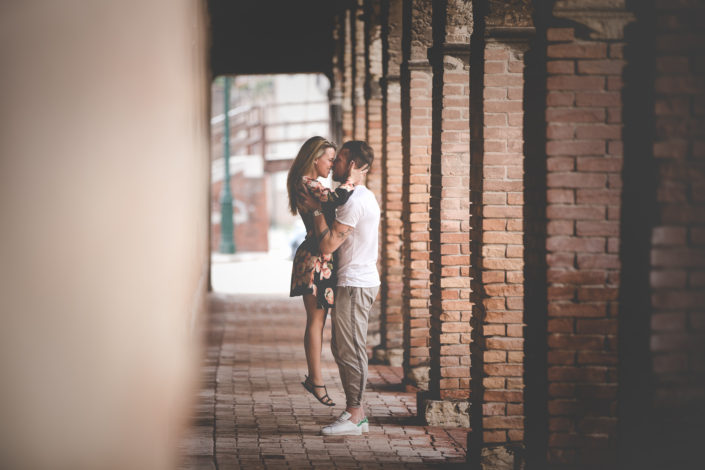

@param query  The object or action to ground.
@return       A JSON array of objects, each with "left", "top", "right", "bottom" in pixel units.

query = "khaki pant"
[{"left": 330, "top": 285, "right": 379, "bottom": 408}]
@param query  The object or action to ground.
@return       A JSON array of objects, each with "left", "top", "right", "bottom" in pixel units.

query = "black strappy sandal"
[{"left": 302, "top": 375, "right": 336, "bottom": 407}]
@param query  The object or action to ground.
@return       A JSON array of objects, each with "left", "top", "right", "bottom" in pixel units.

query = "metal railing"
[{"left": 211, "top": 100, "right": 330, "bottom": 163}]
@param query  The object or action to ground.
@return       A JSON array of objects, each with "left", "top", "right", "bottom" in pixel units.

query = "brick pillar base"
[
  {"left": 421, "top": 395, "right": 470, "bottom": 427},
  {"left": 479, "top": 445, "right": 526, "bottom": 470},
  {"left": 373, "top": 346, "right": 404, "bottom": 366}
]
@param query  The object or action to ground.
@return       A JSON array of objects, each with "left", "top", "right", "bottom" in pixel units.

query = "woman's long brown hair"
[{"left": 286, "top": 136, "right": 336, "bottom": 215}]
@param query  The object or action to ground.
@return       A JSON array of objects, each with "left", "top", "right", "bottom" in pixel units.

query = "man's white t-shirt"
[{"left": 335, "top": 185, "right": 380, "bottom": 288}]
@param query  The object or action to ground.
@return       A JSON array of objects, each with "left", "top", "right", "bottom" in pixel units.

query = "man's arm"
[
  {"left": 297, "top": 186, "right": 355, "bottom": 254},
  {"left": 312, "top": 213, "right": 353, "bottom": 255}
]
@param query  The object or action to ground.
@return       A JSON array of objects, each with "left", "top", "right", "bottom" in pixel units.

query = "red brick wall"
[
  {"left": 544, "top": 25, "right": 624, "bottom": 466},
  {"left": 405, "top": 63, "right": 434, "bottom": 389},
  {"left": 480, "top": 40, "right": 527, "bottom": 445},
  {"left": 211, "top": 173, "right": 269, "bottom": 253},
  {"left": 401, "top": 0, "right": 434, "bottom": 391},
  {"left": 342, "top": 9, "right": 354, "bottom": 142},
  {"left": 649, "top": 0, "right": 705, "bottom": 454},
  {"left": 429, "top": 0, "right": 474, "bottom": 402},
  {"left": 353, "top": 0, "right": 366, "bottom": 141},
  {"left": 365, "top": 0, "right": 384, "bottom": 349},
  {"left": 332, "top": 1, "right": 705, "bottom": 467},
  {"left": 365, "top": 0, "right": 384, "bottom": 204},
  {"left": 380, "top": 0, "right": 405, "bottom": 363},
  {"left": 366, "top": 100, "right": 384, "bottom": 199},
  {"left": 434, "top": 49, "right": 472, "bottom": 400},
  {"left": 331, "top": 13, "right": 345, "bottom": 146}
]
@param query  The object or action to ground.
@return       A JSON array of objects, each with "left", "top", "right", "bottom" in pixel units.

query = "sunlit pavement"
[
  {"left": 177, "top": 294, "right": 468, "bottom": 469},
  {"left": 211, "top": 252, "right": 293, "bottom": 295},
  {"left": 210, "top": 228, "right": 296, "bottom": 296}
]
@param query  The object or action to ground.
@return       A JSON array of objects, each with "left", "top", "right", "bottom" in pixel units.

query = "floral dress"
[{"left": 289, "top": 176, "right": 356, "bottom": 310}]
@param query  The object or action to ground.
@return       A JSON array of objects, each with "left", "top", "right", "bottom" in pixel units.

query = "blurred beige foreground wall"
[{"left": 0, "top": 1, "right": 210, "bottom": 468}]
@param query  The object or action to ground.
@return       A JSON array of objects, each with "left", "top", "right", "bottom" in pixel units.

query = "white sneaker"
[{"left": 321, "top": 411, "right": 369, "bottom": 435}]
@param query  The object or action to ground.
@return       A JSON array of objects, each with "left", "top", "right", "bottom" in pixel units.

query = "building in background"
[{"left": 210, "top": 74, "right": 330, "bottom": 253}]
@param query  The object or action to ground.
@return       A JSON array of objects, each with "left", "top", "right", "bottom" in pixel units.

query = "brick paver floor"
[{"left": 178, "top": 294, "right": 468, "bottom": 469}]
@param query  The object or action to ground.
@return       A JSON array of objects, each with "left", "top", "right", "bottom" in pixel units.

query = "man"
[{"left": 299, "top": 140, "right": 380, "bottom": 436}]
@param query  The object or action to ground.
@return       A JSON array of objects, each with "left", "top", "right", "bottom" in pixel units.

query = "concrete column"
[{"left": 0, "top": 1, "right": 210, "bottom": 468}]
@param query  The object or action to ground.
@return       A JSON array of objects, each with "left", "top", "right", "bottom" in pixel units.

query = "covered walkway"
[{"left": 178, "top": 295, "right": 468, "bottom": 469}]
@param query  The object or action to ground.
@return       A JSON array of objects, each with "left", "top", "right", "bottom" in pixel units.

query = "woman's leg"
[{"left": 303, "top": 293, "right": 329, "bottom": 393}]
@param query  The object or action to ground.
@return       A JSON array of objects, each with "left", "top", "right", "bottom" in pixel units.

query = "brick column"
[
  {"left": 342, "top": 9, "right": 354, "bottom": 141},
  {"left": 642, "top": 0, "right": 705, "bottom": 465},
  {"left": 365, "top": 0, "right": 383, "bottom": 201},
  {"left": 401, "top": 0, "right": 434, "bottom": 391},
  {"left": 353, "top": 0, "right": 366, "bottom": 141},
  {"left": 329, "top": 12, "right": 344, "bottom": 146},
  {"left": 479, "top": 35, "right": 532, "bottom": 456},
  {"left": 470, "top": 3, "right": 535, "bottom": 466},
  {"left": 364, "top": 0, "right": 384, "bottom": 350},
  {"left": 375, "top": 0, "right": 405, "bottom": 366},
  {"left": 421, "top": 0, "right": 473, "bottom": 427},
  {"left": 544, "top": 2, "right": 633, "bottom": 465},
  {"left": 650, "top": 0, "right": 705, "bottom": 410}
]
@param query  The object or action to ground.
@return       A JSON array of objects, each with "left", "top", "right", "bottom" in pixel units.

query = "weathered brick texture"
[
  {"left": 330, "top": 1, "right": 705, "bottom": 467},
  {"left": 480, "top": 40, "right": 527, "bottom": 445},
  {"left": 354, "top": 0, "right": 366, "bottom": 141},
  {"left": 342, "top": 9, "right": 354, "bottom": 141},
  {"left": 365, "top": 0, "right": 384, "bottom": 202},
  {"left": 647, "top": 0, "right": 705, "bottom": 461},
  {"left": 378, "top": 0, "right": 405, "bottom": 366},
  {"left": 401, "top": 0, "right": 434, "bottom": 391},
  {"left": 405, "top": 65, "right": 433, "bottom": 389},
  {"left": 432, "top": 0, "right": 473, "bottom": 403},
  {"left": 544, "top": 19, "right": 625, "bottom": 466},
  {"left": 330, "top": 12, "right": 345, "bottom": 145},
  {"left": 364, "top": 0, "right": 384, "bottom": 349}
]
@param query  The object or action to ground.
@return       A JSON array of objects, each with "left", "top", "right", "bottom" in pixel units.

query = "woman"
[{"left": 287, "top": 136, "right": 367, "bottom": 406}]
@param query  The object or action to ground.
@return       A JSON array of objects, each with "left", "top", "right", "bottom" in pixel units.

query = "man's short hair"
[{"left": 342, "top": 140, "right": 374, "bottom": 170}]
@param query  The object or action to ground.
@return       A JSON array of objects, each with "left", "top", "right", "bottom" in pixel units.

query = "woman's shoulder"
[
  {"left": 302, "top": 176, "right": 323, "bottom": 189},
  {"left": 303, "top": 177, "right": 333, "bottom": 196}
]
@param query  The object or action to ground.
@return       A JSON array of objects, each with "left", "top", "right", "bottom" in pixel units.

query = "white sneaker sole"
[
  {"left": 322, "top": 426, "right": 362, "bottom": 436},
  {"left": 321, "top": 420, "right": 369, "bottom": 436}
]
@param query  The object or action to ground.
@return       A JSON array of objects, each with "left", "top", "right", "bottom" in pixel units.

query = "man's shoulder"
[
  {"left": 351, "top": 185, "right": 377, "bottom": 204},
  {"left": 349, "top": 187, "right": 379, "bottom": 216},
  {"left": 336, "top": 186, "right": 377, "bottom": 222}
]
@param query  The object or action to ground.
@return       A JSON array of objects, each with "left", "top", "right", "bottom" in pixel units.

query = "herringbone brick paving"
[{"left": 178, "top": 294, "right": 468, "bottom": 469}]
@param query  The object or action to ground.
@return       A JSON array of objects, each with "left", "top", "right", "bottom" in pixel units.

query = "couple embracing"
[{"left": 287, "top": 137, "right": 380, "bottom": 436}]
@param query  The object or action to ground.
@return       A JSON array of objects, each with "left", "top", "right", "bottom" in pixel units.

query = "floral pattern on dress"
[
  {"left": 289, "top": 176, "right": 356, "bottom": 310},
  {"left": 302, "top": 176, "right": 355, "bottom": 206},
  {"left": 324, "top": 288, "right": 334, "bottom": 306},
  {"left": 320, "top": 258, "right": 332, "bottom": 280}
]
